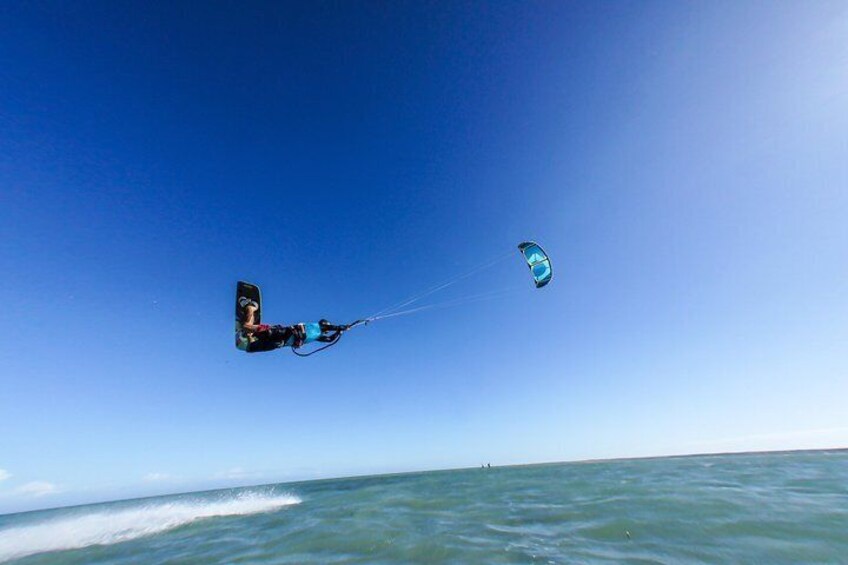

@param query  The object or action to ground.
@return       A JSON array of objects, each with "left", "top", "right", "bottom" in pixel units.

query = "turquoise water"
[{"left": 1, "top": 450, "right": 846, "bottom": 564}]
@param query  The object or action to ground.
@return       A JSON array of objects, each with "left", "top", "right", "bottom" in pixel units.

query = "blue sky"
[{"left": 1, "top": 1, "right": 846, "bottom": 513}]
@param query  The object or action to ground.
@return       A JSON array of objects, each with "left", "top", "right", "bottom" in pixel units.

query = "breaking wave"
[{"left": 0, "top": 490, "right": 301, "bottom": 562}]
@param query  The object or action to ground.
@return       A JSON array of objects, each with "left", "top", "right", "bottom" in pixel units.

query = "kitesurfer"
[{"left": 238, "top": 298, "right": 347, "bottom": 353}]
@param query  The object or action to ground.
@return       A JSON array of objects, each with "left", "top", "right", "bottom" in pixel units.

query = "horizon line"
[{"left": 3, "top": 445, "right": 846, "bottom": 518}]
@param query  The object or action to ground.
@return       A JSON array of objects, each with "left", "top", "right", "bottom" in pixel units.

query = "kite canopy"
[{"left": 518, "top": 241, "right": 553, "bottom": 288}]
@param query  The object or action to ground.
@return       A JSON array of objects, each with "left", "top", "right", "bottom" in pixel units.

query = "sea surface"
[{"left": 1, "top": 450, "right": 846, "bottom": 564}]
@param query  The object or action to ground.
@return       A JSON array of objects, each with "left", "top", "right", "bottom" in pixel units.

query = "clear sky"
[{"left": 1, "top": 1, "right": 846, "bottom": 514}]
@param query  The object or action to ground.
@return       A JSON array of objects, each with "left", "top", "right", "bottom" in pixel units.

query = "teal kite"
[{"left": 518, "top": 241, "right": 553, "bottom": 288}]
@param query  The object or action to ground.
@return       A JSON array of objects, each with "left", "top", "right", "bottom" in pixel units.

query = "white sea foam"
[{"left": 0, "top": 491, "right": 301, "bottom": 562}]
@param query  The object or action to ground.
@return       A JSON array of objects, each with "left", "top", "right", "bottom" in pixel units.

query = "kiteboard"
[{"left": 236, "top": 281, "right": 261, "bottom": 349}]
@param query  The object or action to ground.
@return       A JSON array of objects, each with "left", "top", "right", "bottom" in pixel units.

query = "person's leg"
[
  {"left": 266, "top": 325, "right": 293, "bottom": 342},
  {"left": 247, "top": 325, "right": 294, "bottom": 352},
  {"left": 247, "top": 339, "right": 278, "bottom": 352}
]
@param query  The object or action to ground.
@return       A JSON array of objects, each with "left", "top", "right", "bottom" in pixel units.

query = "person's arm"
[
  {"left": 314, "top": 319, "right": 343, "bottom": 342},
  {"left": 317, "top": 328, "right": 343, "bottom": 342}
]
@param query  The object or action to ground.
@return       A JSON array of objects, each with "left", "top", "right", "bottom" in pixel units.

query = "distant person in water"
[{"left": 238, "top": 298, "right": 346, "bottom": 353}]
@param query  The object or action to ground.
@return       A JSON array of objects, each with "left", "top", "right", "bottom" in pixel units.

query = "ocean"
[{"left": 1, "top": 450, "right": 846, "bottom": 564}]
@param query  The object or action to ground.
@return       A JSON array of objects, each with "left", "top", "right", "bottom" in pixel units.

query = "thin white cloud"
[
  {"left": 16, "top": 481, "right": 59, "bottom": 497},
  {"left": 0, "top": 469, "right": 10, "bottom": 482},
  {"left": 213, "top": 467, "right": 260, "bottom": 480},
  {"left": 142, "top": 472, "right": 172, "bottom": 482}
]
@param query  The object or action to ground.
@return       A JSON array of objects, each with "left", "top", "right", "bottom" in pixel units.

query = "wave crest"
[{"left": 0, "top": 490, "right": 301, "bottom": 562}]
